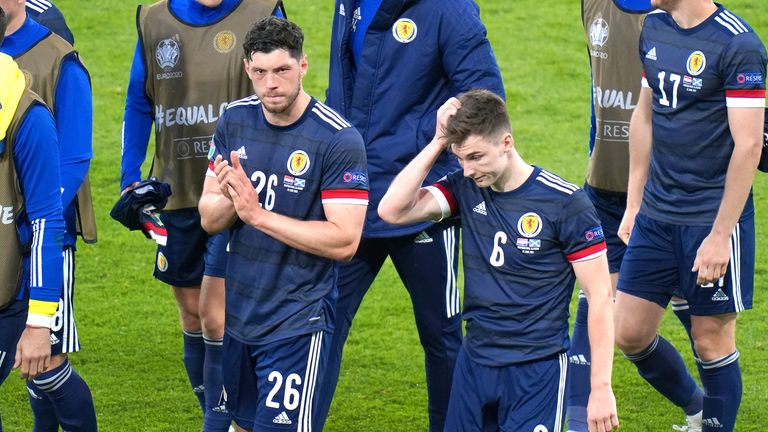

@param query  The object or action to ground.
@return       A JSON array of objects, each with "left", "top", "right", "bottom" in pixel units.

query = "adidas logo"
[
  {"left": 702, "top": 417, "right": 723, "bottom": 428},
  {"left": 413, "top": 231, "right": 433, "bottom": 244},
  {"left": 212, "top": 404, "right": 228, "bottom": 413},
  {"left": 472, "top": 201, "right": 487, "bottom": 216},
  {"left": 646, "top": 47, "right": 657, "bottom": 60},
  {"left": 50, "top": 333, "right": 60, "bottom": 345},
  {"left": 192, "top": 385, "right": 205, "bottom": 395},
  {"left": 236, "top": 146, "right": 248, "bottom": 160},
  {"left": 569, "top": 354, "right": 590, "bottom": 366},
  {"left": 26, "top": 387, "right": 43, "bottom": 400},
  {"left": 273, "top": 411, "right": 292, "bottom": 425},
  {"left": 711, "top": 288, "right": 729, "bottom": 302}
]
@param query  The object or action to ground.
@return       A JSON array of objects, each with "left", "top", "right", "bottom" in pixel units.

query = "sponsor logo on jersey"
[
  {"left": 236, "top": 146, "right": 248, "bottom": 160},
  {"left": 1, "top": 205, "right": 14, "bottom": 224},
  {"left": 392, "top": 18, "right": 417, "bottom": 43},
  {"left": 273, "top": 411, "right": 292, "bottom": 425},
  {"left": 584, "top": 226, "right": 605, "bottom": 242},
  {"left": 569, "top": 354, "right": 590, "bottom": 366},
  {"left": 155, "top": 36, "right": 182, "bottom": 79},
  {"left": 283, "top": 175, "right": 305, "bottom": 192},
  {"left": 413, "top": 231, "right": 433, "bottom": 244},
  {"left": 155, "top": 103, "right": 228, "bottom": 132},
  {"left": 686, "top": 51, "right": 706, "bottom": 76},
  {"left": 645, "top": 47, "right": 657, "bottom": 61},
  {"left": 213, "top": 30, "right": 236, "bottom": 53},
  {"left": 736, "top": 72, "right": 764, "bottom": 84},
  {"left": 157, "top": 252, "right": 169, "bottom": 272},
  {"left": 287, "top": 150, "right": 310, "bottom": 176},
  {"left": 472, "top": 201, "right": 487, "bottom": 215},
  {"left": 208, "top": 140, "right": 216, "bottom": 160},
  {"left": 589, "top": 16, "right": 610, "bottom": 59},
  {"left": 517, "top": 212, "right": 542, "bottom": 238},
  {"left": 682, "top": 75, "right": 703, "bottom": 91},
  {"left": 342, "top": 171, "right": 367, "bottom": 186},
  {"left": 711, "top": 288, "right": 730, "bottom": 302}
]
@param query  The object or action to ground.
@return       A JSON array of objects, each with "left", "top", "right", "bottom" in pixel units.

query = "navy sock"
[
  {"left": 203, "top": 338, "right": 230, "bottom": 431},
  {"left": 27, "top": 381, "right": 59, "bottom": 432},
  {"left": 32, "top": 359, "right": 97, "bottom": 432},
  {"left": 671, "top": 299, "right": 706, "bottom": 385},
  {"left": 699, "top": 352, "right": 741, "bottom": 432},
  {"left": 626, "top": 335, "right": 703, "bottom": 415},
  {"left": 566, "top": 295, "right": 590, "bottom": 432},
  {"left": 183, "top": 330, "right": 206, "bottom": 412}
]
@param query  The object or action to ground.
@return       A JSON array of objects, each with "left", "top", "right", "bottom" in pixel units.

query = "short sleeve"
[
  {"left": 721, "top": 32, "right": 767, "bottom": 108},
  {"left": 320, "top": 127, "right": 369, "bottom": 205},
  {"left": 424, "top": 169, "right": 462, "bottom": 220},
  {"left": 557, "top": 190, "right": 607, "bottom": 263}
]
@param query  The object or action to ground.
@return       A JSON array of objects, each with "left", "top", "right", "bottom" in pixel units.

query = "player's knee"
[
  {"left": 614, "top": 326, "right": 655, "bottom": 355},
  {"left": 199, "top": 308, "right": 224, "bottom": 338}
]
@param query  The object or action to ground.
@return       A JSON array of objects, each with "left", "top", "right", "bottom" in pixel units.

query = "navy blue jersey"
[
  {"left": 209, "top": 96, "right": 369, "bottom": 345},
  {"left": 427, "top": 167, "right": 607, "bottom": 366},
  {"left": 639, "top": 6, "right": 766, "bottom": 225}
]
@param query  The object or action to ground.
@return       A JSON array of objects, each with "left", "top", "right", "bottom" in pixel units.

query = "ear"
[
  {"left": 501, "top": 132, "right": 514, "bottom": 152},
  {"left": 300, "top": 55, "right": 308, "bottom": 76}
]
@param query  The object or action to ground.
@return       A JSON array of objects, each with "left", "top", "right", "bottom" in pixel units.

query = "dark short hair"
[
  {"left": 443, "top": 89, "right": 511, "bottom": 147},
  {"left": 0, "top": 7, "right": 7, "bottom": 45},
  {"left": 243, "top": 16, "right": 304, "bottom": 61}
]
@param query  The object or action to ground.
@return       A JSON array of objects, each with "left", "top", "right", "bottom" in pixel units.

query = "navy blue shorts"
[
  {"left": 445, "top": 347, "right": 568, "bottom": 432},
  {"left": 618, "top": 213, "right": 754, "bottom": 315},
  {"left": 583, "top": 184, "right": 626, "bottom": 274},
  {"left": 153, "top": 209, "right": 229, "bottom": 287},
  {"left": 223, "top": 331, "right": 330, "bottom": 431},
  {"left": 50, "top": 247, "right": 79, "bottom": 355},
  {"left": 0, "top": 285, "right": 28, "bottom": 386}
]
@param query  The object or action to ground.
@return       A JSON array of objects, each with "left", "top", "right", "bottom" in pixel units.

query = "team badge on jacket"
[
  {"left": 517, "top": 212, "right": 542, "bottom": 238},
  {"left": 392, "top": 18, "right": 417, "bottom": 43},
  {"left": 287, "top": 150, "right": 310, "bottom": 176},
  {"left": 214, "top": 31, "right": 236, "bottom": 53}
]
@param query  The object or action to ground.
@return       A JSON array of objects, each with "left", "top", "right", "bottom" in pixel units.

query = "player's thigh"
[
  {"left": 0, "top": 295, "right": 27, "bottom": 385},
  {"left": 617, "top": 213, "right": 678, "bottom": 309},
  {"left": 445, "top": 348, "right": 495, "bottom": 432},
  {"left": 690, "top": 313, "right": 737, "bottom": 361},
  {"left": 614, "top": 291, "right": 666, "bottom": 352},
  {"left": 678, "top": 218, "right": 754, "bottom": 317},
  {"left": 51, "top": 247, "right": 80, "bottom": 355},
  {"left": 154, "top": 209, "right": 208, "bottom": 287},
  {"left": 498, "top": 353, "right": 568, "bottom": 432},
  {"left": 251, "top": 331, "right": 331, "bottom": 432},
  {"left": 390, "top": 219, "right": 462, "bottom": 322},
  {"left": 335, "top": 238, "right": 389, "bottom": 321},
  {"left": 583, "top": 184, "right": 627, "bottom": 274},
  {"left": 223, "top": 334, "right": 260, "bottom": 430}
]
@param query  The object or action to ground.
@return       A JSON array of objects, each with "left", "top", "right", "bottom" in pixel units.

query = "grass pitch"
[{"left": 1, "top": 0, "right": 766, "bottom": 430}]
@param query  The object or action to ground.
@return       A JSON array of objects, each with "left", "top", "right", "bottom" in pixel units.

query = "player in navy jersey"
[
  {"left": 0, "top": 6, "right": 65, "bottom": 430},
  {"left": 378, "top": 90, "right": 618, "bottom": 432},
  {"left": 25, "top": 0, "right": 74, "bottom": 45},
  {"left": 612, "top": 1, "right": 766, "bottom": 431},
  {"left": 198, "top": 17, "right": 368, "bottom": 431}
]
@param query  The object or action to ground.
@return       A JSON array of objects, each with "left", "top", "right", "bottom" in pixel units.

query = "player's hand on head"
[
  {"left": 692, "top": 232, "right": 731, "bottom": 285},
  {"left": 225, "top": 151, "right": 262, "bottom": 225},
  {"left": 435, "top": 97, "right": 461, "bottom": 148},
  {"left": 587, "top": 386, "right": 619, "bottom": 432},
  {"left": 14, "top": 326, "right": 52, "bottom": 379}
]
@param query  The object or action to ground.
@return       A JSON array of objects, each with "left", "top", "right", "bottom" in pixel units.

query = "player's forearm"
[
  {"left": 586, "top": 285, "right": 615, "bottom": 390},
  {"left": 626, "top": 101, "right": 652, "bottom": 211},
  {"left": 379, "top": 140, "right": 445, "bottom": 224},
  {"left": 710, "top": 137, "right": 761, "bottom": 238},
  {"left": 249, "top": 207, "right": 365, "bottom": 262},
  {"left": 198, "top": 192, "right": 238, "bottom": 234}
]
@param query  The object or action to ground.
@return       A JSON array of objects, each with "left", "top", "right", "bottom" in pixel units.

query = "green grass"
[{"left": 1, "top": 0, "right": 767, "bottom": 430}]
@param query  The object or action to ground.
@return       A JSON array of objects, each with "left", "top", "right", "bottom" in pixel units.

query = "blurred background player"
[
  {"left": 199, "top": 17, "right": 368, "bottom": 431},
  {"left": 378, "top": 90, "right": 619, "bottom": 432},
  {"left": 120, "top": 0, "right": 283, "bottom": 430},
  {"left": 613, "top": 0, "right": 766, "bottom": 431},
  {"left": 0, "top": 4, "right": 66, "bottom": 430},
  {"left": 318, "top": 1, "right": 504, "bottom": 429},
  {"left": 25, "top": 0, "right": 74, "bottom": 45},
  {"left": 0, "top": 0, "right": 97, "bottom": 429},
  {"left": 567, "top": 1, "right": 705, "bottom": 430}
]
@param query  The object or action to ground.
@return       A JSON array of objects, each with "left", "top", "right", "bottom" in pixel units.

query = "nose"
[{"left": 462, "top": 163, "right": 475, "bottom": 178}]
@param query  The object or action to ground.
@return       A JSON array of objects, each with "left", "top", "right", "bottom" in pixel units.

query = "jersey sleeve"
[
  {"left": 319, "top": 127, "right": 369, "bottom": 206},
  {"left": 121, "top": 40, "right": 153, "bottom": 190},
  {"left": 721, "top": 32, "right": 767, "bottom": 108},
  {"left": 13, "top": 104, "right": 65, "bottom": 326},
  {"left": 424, "top": 169, "right": 462, "bottom": 220},
  {"left": 557, "top": 190, "right": 607, "bottom": 263},
  {"left": 206, "top": 110, "right": 230, "bottom": 177}
]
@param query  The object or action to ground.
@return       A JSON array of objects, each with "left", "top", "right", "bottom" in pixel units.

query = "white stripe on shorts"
[
  {"left": 555, "top": 352, "right": 568, "bottom": 432},
  {"left": 297, "top": 331, "right": 323, "bottom": 432},
  {"left": 60, "top": 248, "right": 80, "bottom": 353},
  {"left": 729, "top": 224, "right": 743, "bottom": 312}
]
